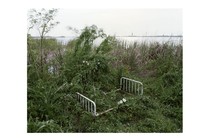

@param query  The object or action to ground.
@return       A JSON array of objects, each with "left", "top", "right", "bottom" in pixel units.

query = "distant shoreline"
[
  {"left": 31, "top": 35, "right": 183, "bottom": 38},
  {"left": 116, "top": 35, "right": 183, "bottom": 37}
]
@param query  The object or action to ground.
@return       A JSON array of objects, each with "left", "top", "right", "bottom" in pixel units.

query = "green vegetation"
[
  {"left": 27, "top": 10, "right": 182, "bottom": 133},
  {"left": 28, "top": 8, "right": 59, "bottom": 73},
  {"left": 27, "top": 26, "right": 182, "bottom": 132}
]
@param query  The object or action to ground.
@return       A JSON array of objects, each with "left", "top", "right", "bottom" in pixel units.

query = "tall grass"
[{"left": 27, "top": 26, "right": 182, "bottom": 132}]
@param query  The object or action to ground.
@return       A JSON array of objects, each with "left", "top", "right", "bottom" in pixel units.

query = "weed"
[{"left": 27, "top": 25, "right": 182, "bottom": 132}]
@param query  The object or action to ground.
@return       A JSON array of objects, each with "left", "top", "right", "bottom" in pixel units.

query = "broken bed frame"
[{"left": 75, "top": 77, "right": 143, "bottom": 116}]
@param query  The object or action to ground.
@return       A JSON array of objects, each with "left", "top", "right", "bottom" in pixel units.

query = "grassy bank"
[{"left": 27, "top": 25, "right": 182, "bottom": 132}]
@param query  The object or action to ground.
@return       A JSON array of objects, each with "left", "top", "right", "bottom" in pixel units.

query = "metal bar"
[
  {"left": 75, "top": 78, "right": 143, "bottom": 117},
  {"left": 97, "top": 107, "right": 117, "bottom": 116},
  {"left": 135, "top": 82, "right": 136, "bottom": 94},
  {"left": 120, "top": 77, "right": 143, "bottom": 95},
  {"left": 76, "top": 92, "right": 98, "bottom": 116},
  {"left": 121, "top": 77, "right": 143, "bottom": 85},
  {"left": 141, "top": 84, "right": 143, "bottom": 95}
]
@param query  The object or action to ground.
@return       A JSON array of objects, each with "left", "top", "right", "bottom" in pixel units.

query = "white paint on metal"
[
  {"left": 76, "top": 92, "right": 98, "bottom": 116},
  {"left": 75, "top": 77, "right": 143, "bottom": 117},
  {"left": 120, "top": 77, "right": 143, "bottom": 95}
]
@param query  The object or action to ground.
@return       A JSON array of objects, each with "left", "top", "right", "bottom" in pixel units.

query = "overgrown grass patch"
[{"left": 27, "top": 25, "right": 182, "bottom": 132}]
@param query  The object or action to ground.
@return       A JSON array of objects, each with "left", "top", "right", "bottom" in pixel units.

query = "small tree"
[{"left": 28, "top": 8, "right": 59, "bottom": 73}]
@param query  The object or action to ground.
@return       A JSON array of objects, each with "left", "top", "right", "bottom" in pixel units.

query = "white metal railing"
[
  {"left": 76, "top": 92, "right": 98, "bottom": 116},
  {"left": 75, "top": 77, "right": 143, "bottom": 117},
  {"left": 120, "top": 77, "right": 143, "bottom": 95}
]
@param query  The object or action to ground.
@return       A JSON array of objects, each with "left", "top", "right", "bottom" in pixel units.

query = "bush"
[{"left": 27, "top": 25, "right": 182, "bottom": 132}]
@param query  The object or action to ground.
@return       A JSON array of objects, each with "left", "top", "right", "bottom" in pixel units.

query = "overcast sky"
[{"left": 28, "top": 9, "right": 182, "bottom": 36}]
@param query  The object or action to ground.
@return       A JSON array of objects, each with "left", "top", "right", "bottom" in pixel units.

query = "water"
[
  {"left": 55, "top": 36, "right": 75, "bottom": 45},
  {"left": 54, "top": 36, "right": 183, "bottom": 45},
  {"left": 116, "top": 36, "right": 182, "bottom": 45}
]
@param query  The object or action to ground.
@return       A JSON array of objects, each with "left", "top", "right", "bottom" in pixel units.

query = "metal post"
[
  {"left": 135, "top": 82, "right": 136, "bottom": 94},
  {"left": 120, "top": 77, "right": 122, "bottom": 90},
  {"left": 141, "top": 84, "right": 143, "bottom": 95}
]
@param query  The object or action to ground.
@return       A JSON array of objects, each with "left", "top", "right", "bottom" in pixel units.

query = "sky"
[{"left": 28, "top": 9, "right": 182, "bottom": 36}]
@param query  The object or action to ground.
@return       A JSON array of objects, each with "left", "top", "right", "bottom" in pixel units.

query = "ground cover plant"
[{"left": 27, "top": 10, "right": 182, "bottom": 132}]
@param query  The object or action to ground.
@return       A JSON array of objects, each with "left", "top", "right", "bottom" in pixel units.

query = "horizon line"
[{"left": 31, "top": 35, "right": 183, "bottom": 38}]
